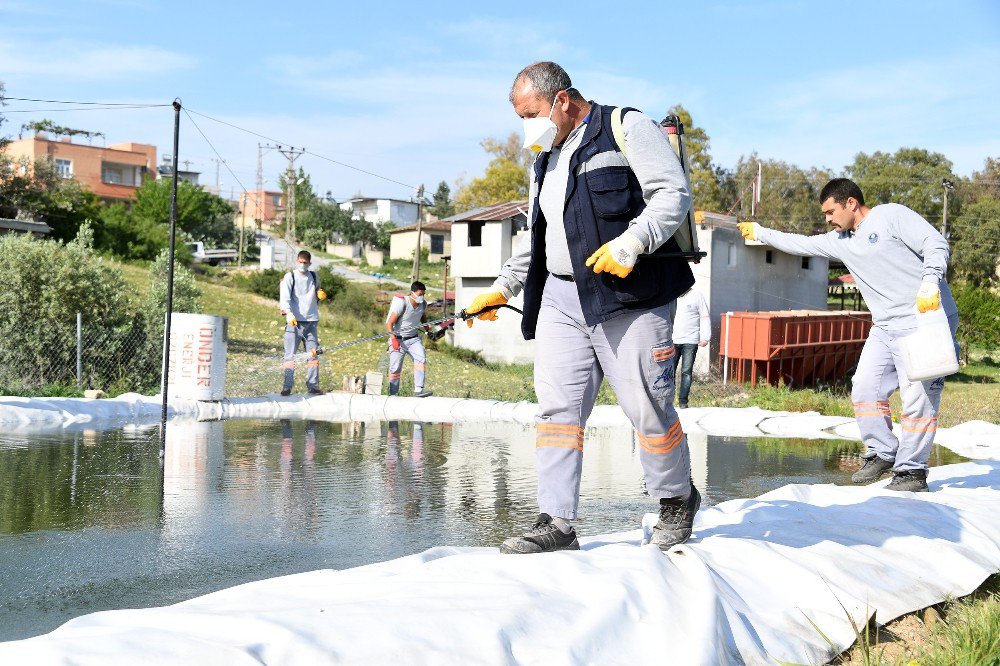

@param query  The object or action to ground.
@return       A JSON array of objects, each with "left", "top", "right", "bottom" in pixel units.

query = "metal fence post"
[{"left": 76, "top": 312, "right": 83, "bottom": 389}]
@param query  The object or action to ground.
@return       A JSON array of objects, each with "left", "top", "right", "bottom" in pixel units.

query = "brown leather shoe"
[{"left": 307, "top": 388, "right": 325, "bottom": 395}]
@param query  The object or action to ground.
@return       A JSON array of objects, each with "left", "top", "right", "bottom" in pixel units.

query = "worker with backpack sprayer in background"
[
  {"left": 279, "top": 250, "right": 327, "bottom": 396},
  {"left": 385, "top": 281, "right": 434, "bottom": 398}
]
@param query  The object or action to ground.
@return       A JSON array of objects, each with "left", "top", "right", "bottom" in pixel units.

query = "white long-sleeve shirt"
[
  {"left": 279, "top": 269, "right": 321, "bottom": 322},
  {"left": 757, "top": 203, "right": 956, "bottom": 331},
  {"left": 673, "top": 289, "right": 710, "bottom": 345}
]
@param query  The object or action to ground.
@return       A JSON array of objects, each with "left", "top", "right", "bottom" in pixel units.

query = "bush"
[
  {"left": 301, "top": 227, "right": 329, "bottom": 250},
  {"left": 332, "top": 283, "right": 382, "bottom": 323},
  {"left": 0, "top": 227, "right": 135, "bottom": 393},
  {"left": 242, "top": 268, "right": 286, "bottom": 300},
  {"left": 952, "top": 282, "right": 1000, "bottom": 352},
  {"left": 316, "top": 266, "right": 349, "bottom": 300}
]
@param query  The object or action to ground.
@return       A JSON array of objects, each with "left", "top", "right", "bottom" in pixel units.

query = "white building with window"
[
  {"left": 387, "top": 220, "right": 452, "bottom": 262},
  {"left": 339, "top": 196, "right": 424, "bottom": 226},
  {"left": 450, "top": 206, "right": 829, "bottom": 369}
]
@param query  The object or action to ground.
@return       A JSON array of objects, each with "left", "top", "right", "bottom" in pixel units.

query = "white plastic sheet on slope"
[{"left": 2, "top": 461, "right": 998, "bottom": 666}]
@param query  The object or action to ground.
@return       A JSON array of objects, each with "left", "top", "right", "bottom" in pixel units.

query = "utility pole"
[
  {"left": 276, "top": 146, "right": 305, "bottom": 264},
  {"left": 410, "top": 184, "right": 425, "bottom": 281},
  {"left": 942, "top": 178, "right": 955, "bottom": 238},
  {"left": 210, "top": 158, "right": 222, "bottom": 195}
]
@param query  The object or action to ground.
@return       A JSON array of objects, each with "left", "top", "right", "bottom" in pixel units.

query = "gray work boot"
[
  {"left": 851, "top": 455, "right": 894, "bottom": 484},
  {"left": 499, "top": 513, "right": 580, "bottom": 554},
  {"left": 886, "top": 469, "right": 929, "bottom": 492},
  {"left": 651, "top": 485, "right": 701, "bottom": 551},
  {"left": 413, "top": 389, "right": 433, "bottom": 398}
]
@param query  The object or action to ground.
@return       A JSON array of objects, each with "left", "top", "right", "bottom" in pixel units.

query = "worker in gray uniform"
[
  {"left": 279, "top": 250, "right": 326, "bottom": 396},
  {"left": 385, "top": 281, "right": 433, "bottom": 398},
  {"left": 739, "top": 178, "right": 958, "bottom": 492},
  {"left": 467, "top": 61, "right": 700, "bottom": 554}
]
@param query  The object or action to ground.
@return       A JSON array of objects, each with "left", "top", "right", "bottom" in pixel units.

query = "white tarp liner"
[
  {"left": 2, "top": 393, "right": 998, "bottom": 460},
  {"left": 1, "top": 461, "right": 998, "bottom": 665}
]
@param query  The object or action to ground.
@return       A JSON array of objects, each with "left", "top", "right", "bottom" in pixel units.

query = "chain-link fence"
[{"left": 0, "top": 313, "right": 159, "bottom": 396}]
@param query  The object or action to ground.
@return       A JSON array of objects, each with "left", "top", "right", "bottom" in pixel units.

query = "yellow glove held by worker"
[
  {"left": 317, "top": 289, "right": 327, "bottom": 301},
  {"left": 466, "top": 291, "right": 508, "bottom": 328},
  {"left": 737, "top": 222, "right": 759, "bottom": 241},
  {"left": 916, "top": 282, "right": 941, "bottom": 313},
  {"left": 585, "top": 232, "right": 645, "bottom": 279},
  {"left": 286, "top": 312, "right": 298, "bottom": 327}
]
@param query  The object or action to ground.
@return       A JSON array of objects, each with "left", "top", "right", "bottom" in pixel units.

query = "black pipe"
[{"left": 159, "top": 99, "right": 181, "bottom": 457}]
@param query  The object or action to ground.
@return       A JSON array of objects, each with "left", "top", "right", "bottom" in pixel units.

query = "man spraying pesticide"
[
  {"left": 279, "top": 250, "right": 327, "bottom": 396},
  {"left": 385, "top": 281, "right": 433, "bottom": 398}
]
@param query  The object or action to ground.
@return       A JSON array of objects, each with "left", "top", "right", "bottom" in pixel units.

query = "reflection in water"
[{"left": 0, "top": 420, "right": 968, "bottom": 641}]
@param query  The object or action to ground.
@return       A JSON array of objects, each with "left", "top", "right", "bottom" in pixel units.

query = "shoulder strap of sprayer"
[{"left": 610, "top": 108, "right": 700, "bottom": 258}]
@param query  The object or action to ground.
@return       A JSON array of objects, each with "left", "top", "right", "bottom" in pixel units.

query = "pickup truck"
[{"left": 187, "top": 242, "right": 238, "bottom": 266}]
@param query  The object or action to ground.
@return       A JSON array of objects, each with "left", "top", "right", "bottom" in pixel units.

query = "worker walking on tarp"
[
  {"left": 279, "top": 250, "right": 326, "bottom": 396},
  {"left": 672, "top": 287, "right": 711, "bottom": 409},
  {"left": 385, "top": 281, "right": 433, "bottom": 398},
  {"left": 467, "top": 61, "right": 700, "bottom": 554},
  {"left": 739, "top": 178, "right": 958, "bottom": 492}
]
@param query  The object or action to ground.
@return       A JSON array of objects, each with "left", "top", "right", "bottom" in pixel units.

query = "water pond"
[{"left": 0, "top": 418, "right": 966, "bottom": 641}]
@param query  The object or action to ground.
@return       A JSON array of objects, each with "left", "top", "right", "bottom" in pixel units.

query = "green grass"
[{"left": 109, "top": 259, "right": 999, "bottom": 424}]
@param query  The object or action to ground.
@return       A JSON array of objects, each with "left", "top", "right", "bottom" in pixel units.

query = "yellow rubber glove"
[
  {"left": 286, "top": 312, "right": 298, "bottom": 327},
  {"left": 737, "top": 222, "right": 759, "bottom": 241},
  {"left": 317, "top": 289, "right": 327, "bottom": 301},
  {"left": 466, "top": 291, "right": 508, "bottom": 328},
  {"left": 916, "top": 283, "right": 941, "bottom": 313},
  {"left": 586, "top": 232, "right": 645, "bottom": 278}
]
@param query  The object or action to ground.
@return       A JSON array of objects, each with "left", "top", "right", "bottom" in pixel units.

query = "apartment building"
[{"left": 4, "top": 134, "right": 157, "bottom": 203}]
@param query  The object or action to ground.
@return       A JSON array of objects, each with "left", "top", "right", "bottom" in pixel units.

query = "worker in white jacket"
[{"left": 672, "top": 288, "right": 710, "bottom": 408}]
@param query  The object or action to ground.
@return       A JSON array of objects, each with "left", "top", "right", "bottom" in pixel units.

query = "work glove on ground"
[
  {"left": 586, "top": 232, "right": 645, "bottom": 279},
  {"left": 916, "top": 282, "right": 941, "bottom": 313},
  {"left": 317, "top": 288, "right": 327, "bottom": 301},
  {"left": 466, "top": 291, "right": 509, "bottom": 328},
  {"left": 390, "top": 334, "right": 401, "bottom": 351},
  {"left": 285, "top": 312, "right": 298, "bottom": 327},
  {"left": 737, "top": 222, "right": 761, "bottom": 241}
]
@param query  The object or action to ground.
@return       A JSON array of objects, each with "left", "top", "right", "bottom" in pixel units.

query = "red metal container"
[{"left": 719, "top": 310, "right": 873, "bottom": 387}]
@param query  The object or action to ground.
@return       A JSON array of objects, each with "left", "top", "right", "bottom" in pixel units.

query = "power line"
[
  {"left": 2, "top": 96, "right": 171, "bottom": 107},
  {"left": 184, "top": 106, "right": 417, "bottom": 191}
]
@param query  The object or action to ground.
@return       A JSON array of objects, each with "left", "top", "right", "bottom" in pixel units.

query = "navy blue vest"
[{"left": 520, "top": 102, "right": 695, "bottom": 340}]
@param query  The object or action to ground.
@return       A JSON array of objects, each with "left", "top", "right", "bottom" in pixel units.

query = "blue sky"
[{"left": 2, "top": 0, "right": 998, "bottom": 203}]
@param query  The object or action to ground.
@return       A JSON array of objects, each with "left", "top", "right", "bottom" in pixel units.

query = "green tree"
[
  {"left": 0, "top": 153, "right": 103, "bottom": 242},
  {"left": 846, "top": 148, "right": 956, "bottom": 226},
  {"left": 949, "top": 195, "right": 1000, "bottom": 287},
  {"left": 667, "top": 104, "right": 725, "bottom": 213},
  {"left": 129, "top": 179, "right": 236, "bottom": 247},
  {"left": 430, "top": 180, "right": 455, "bottom": 218},
  {"left": 453, "top": 133, "right": 530, "bottom": 212},
  {"left": 0, "top": 81, "right": 9, "bottom": 150},
  {"left": 729, "top": 154, "right": 832, "bottom": 233}
]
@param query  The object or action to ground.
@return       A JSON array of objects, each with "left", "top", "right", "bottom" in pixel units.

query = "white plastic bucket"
[
  {"left": 167, "top": 313, "right": 229, "bottom": 400},
  {"left": 898, "top": 308, "right": 959, "bottom": 382}
]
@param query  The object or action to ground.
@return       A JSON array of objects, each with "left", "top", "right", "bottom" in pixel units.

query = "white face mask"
[
  {"left": 412, "top": 294, "right": 425, "bottom": 304},
  {"left": 296, "top": 262, "right": 309, "bottom": 272},
  {"left": 522, "top": 93, "right": 560, "bottom": 153}
]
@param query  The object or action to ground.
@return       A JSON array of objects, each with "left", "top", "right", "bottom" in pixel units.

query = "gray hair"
[{"left": 509, "top": 61, "right": 583, "bottom": 104}]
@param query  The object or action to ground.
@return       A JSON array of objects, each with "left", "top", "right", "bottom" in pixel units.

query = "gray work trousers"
[
  {"left": 283, "top": 321, "right": 320, "bottom": 392},
  {"left": 534, "top": 275, "right": 692, "bottom": 519},
  {"left": 852, "top": 313, "right": 958, "bottom": 471},
  {"left": 388, "top": 336, "right": 426, "bottom": 395}
]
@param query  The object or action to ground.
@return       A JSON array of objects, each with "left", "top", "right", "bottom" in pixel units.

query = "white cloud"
[{"left": 0, "top": 40, "right": 195, "bottom": 81}]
